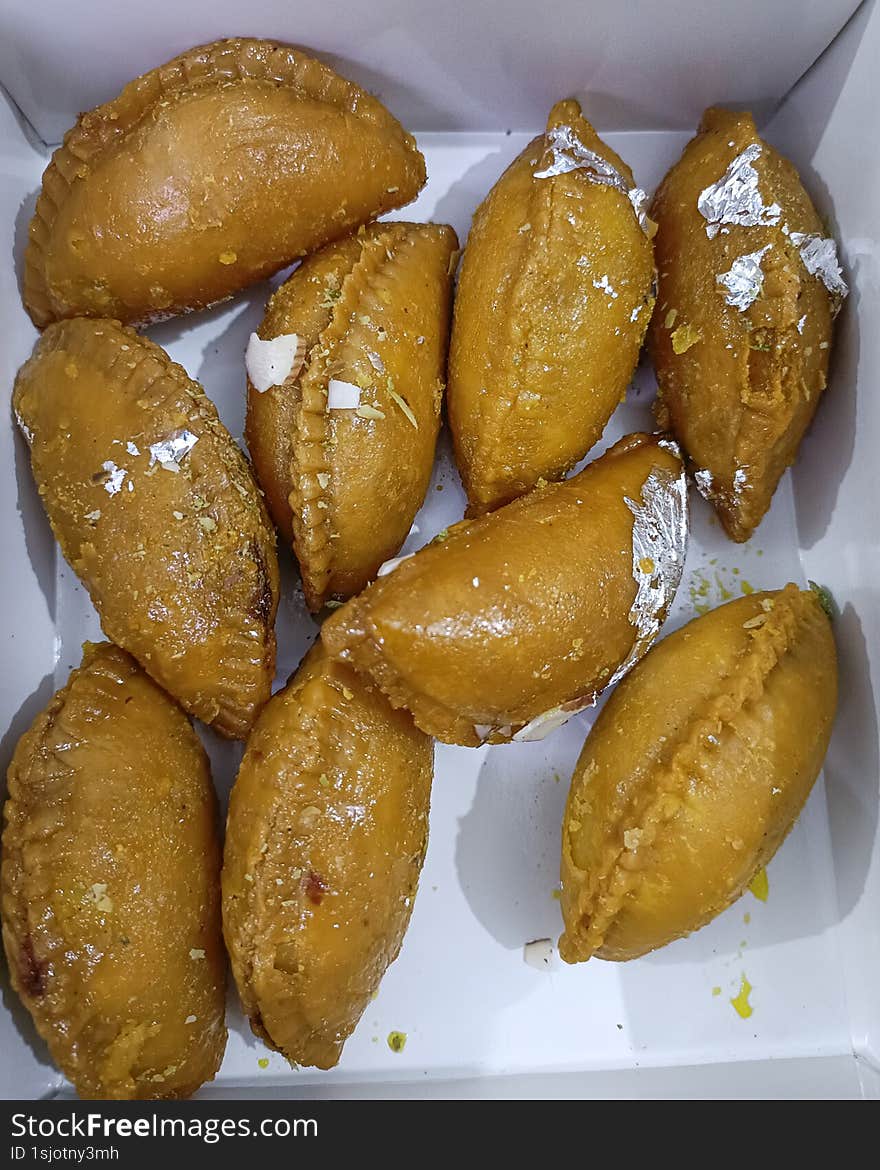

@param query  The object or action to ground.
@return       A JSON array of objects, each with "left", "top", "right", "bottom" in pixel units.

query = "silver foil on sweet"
[
  {"left": 608, "top": 463, "right": 689, "bottom": 690},
  {"left": 534, "top": 125, "right": 652, "bottom": 235},
  {"left": 789, "top": 232, "right": 848, "bottom": 314},
  {"left": 716, "top": 244, "right": 772, "bottom": 311},
  {"left": 693, "top": 468, "right": 715, "bottom": 499},
  {"left": 149, "top": 430, "right": 199, "bottom": 471},
  {"left": 697, "top": 144, "right": 781, "bottom": 240}
]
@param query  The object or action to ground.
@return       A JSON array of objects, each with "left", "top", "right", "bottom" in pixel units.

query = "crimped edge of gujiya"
[
  {"left": 222, "top": 647, "right": 430, "bottom": 1067},
  {"left": 288, "top": 230, "right": 396, "bottom": 611},
  {"left": 24, "top": 38, "right": 426, "bottom": 327},
  {"left": 13, "top": 318, "right": 279, "bottom": 738},
  {"left": 559, "top": 584, "right": 833, "bottom": 962},
  {"left": 461, "top": 98, "right": 649, "bottom": 513},
  {"left": 288, "top": 223, "right": 454, "bottom": 611}
]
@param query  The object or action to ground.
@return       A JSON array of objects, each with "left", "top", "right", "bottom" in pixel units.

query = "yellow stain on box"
[
  {"left": 749, "top": 868, "right": 769, "bottom": 902},
  {"left": 387, "top": 1031, "right": 407, "bottom": 1054},
  {"left": 730, "top": 975, "right": 754, "bottom": 1019},
  {"left": 258, "top": 1057, "right": 269, "bottom": 1069},
  {"left": 712, "top": 986, "right": 721, "bottom": 997}
]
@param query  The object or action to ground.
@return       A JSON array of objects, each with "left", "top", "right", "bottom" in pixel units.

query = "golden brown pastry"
[
  {"left": 322, "top": 432, "right": 688, "bottom": 746},
  {"left": 560, "top": 585, "right": 837, "bottom": 963},
  {"left": 24, "top": 38, "right": 426, "bottom": 328},
  {"left": 649, "top": 107, "right": 847, "bottom": 542},
  {"left": 245, "top": 221, "right": 458, "bottom": 611},
  {"left": 13, "top": 318, "right": 278, "bottom": 739},
  {"left": 1, "top": 642, "right": 226, "bottom": 1100},
  {"left": 448, "top": 99, "right": 655, "bottom": 516},
  {"left": 222, "top": 641, "right": 432, "bottom": 1069}
]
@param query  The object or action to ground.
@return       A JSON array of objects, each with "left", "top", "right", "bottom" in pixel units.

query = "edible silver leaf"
[
  {"left": 627, "top": 187, "right": 652, "bottom": 234},
  {"left": 789, "top": 231, "right": 848, "bottom": 314},
  {"left": 697, "top": 144, "right": 781, "bottom": 239},
  {"left": 716, "top": 244, "right": 772, "bottom": 311},
  {"left": 693, "top": 468, "right": 715, "bottom": 499},
  {"left": 607, "top": 464, "right": 689, "bottom": 690},
  {"left": 148, "top": 430, "right": 199, "bottom": 471},
  {"left": 534, "top": 125, "right": 652, "bottom": 236},
  {"left": 101, "top": 461, "right": 127, "bottom": 496},
  {"left": 733, "top": 466, "right": 749, "bottom": 497}
]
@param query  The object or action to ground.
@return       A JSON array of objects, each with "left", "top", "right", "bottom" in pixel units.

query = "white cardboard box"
[{"left": 0, "top": 0, "right": 877, "bottom": 1100}]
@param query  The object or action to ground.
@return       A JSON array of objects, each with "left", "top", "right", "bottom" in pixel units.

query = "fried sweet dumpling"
[
  {"left": 0, "top": 643, "right": 226, "bottom": 1100},
  {"left": 448, "top": 98, "right": 655, "bottom": 516},
  {"left": 24, "top": 38, "right": 427, "bottom": 328},
  {"left": 322, "top": 433, "right": 688, "bottom": 746},
  {"left": 13, "top": 318, "right": 279, "bottom": 739},
  {"left": 649, "top": 107, "right": 847, "bottom": 542},
  {"left": 245, "top": 221, "right": 458, "bottom": 611},
  {"left": 559, "top": 585, "right": 837, "bottom": 963},
  {"left": 222, "top": 641, "right": 432, "bottom": 1069}
]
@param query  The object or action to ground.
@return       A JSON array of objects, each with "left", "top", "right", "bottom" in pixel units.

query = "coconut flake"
[
  {"left": 149, "top": 430, "right": 198, "bottom": 473},
  {"left": 377, "top": 553, "right": 414, "bottom": 578},
  {"left": 512, "top": 695, "right": 597, "bottom": 743},
  {"left": 327, "top": 379, "right": 362, "bottom": 410},
  {"left": 788, "top": 232, "right": 848, "bottom": 313},
  {"left": 245, "top": 332, "right": 306, "bottom": 393},
  {"left": 716, "top": 245, "right": 772, "bottom": 311},
  {"left": 697, "top": 144, "right": 781, "bottom": 240},
  {"left": 523, "top": 938, "right": 554, "bottom": 971}
]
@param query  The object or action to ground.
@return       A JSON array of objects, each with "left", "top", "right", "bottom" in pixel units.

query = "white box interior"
[{"left": 0, "top": 0, "right": 877, "bottom": 1100}]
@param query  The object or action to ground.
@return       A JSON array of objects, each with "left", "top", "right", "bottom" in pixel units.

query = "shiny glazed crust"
[
  {"left": 559, "top": 585, "right": 837, "bottom": 962},
  {"left": 1, "top": 643, "right": 226, "bottom": 1099},
  {"left": 13, "top": 318, "right": 279, "bottom": 738},
  {"left": 321, "top": 433, "right": 687, "bottom": 745},
  {"left": 245, "top": 221, "right": 458, "bottom": 610},
  {"left": 24, "top": 38, "right": 427, "bottom": 327},
  {"left": 649, "top": 107, "right": 834, "bottom": 542},
  {"left": 222, "top": 642, "right": 432, "bottom": 1068},
  {"left": 448, "top": 98, "right": 655, "bottom": 515}
]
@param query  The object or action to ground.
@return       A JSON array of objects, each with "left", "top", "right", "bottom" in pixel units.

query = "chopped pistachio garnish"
[
  {"left": 85, "top": 882, "right": 113, "bottom": 912},
  {"left": 318, "top": 773, "right": 330, "bottom": 788},
  {"left": 664, "top": 308, "right": 678, "bottom": 328},
  {"left": 386, "top": 385, "right": 418, "bottom": 429},
  {"left": 671, "top": 322, "right": 702, "bottom": 353},
  {"left": 316, "top": 472, "right": 331, "bottom": 490},
  {"left": 198, "top": 516, "right": 217, "bottom": 533},
  {"left": 356, "top": 404, "right": 386, "bottom": 421},
  {"left": 809, "top": 580, "right": 835, "bottom": 619},
  {"left": 218, "top": 251, "right": 237, "bottom": 265},
  {"left": 189, "top": 948, "right": 206, "bottom": 960},
  {"left": 434, "top": 529, "right": 449, "bottom": 543}
]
